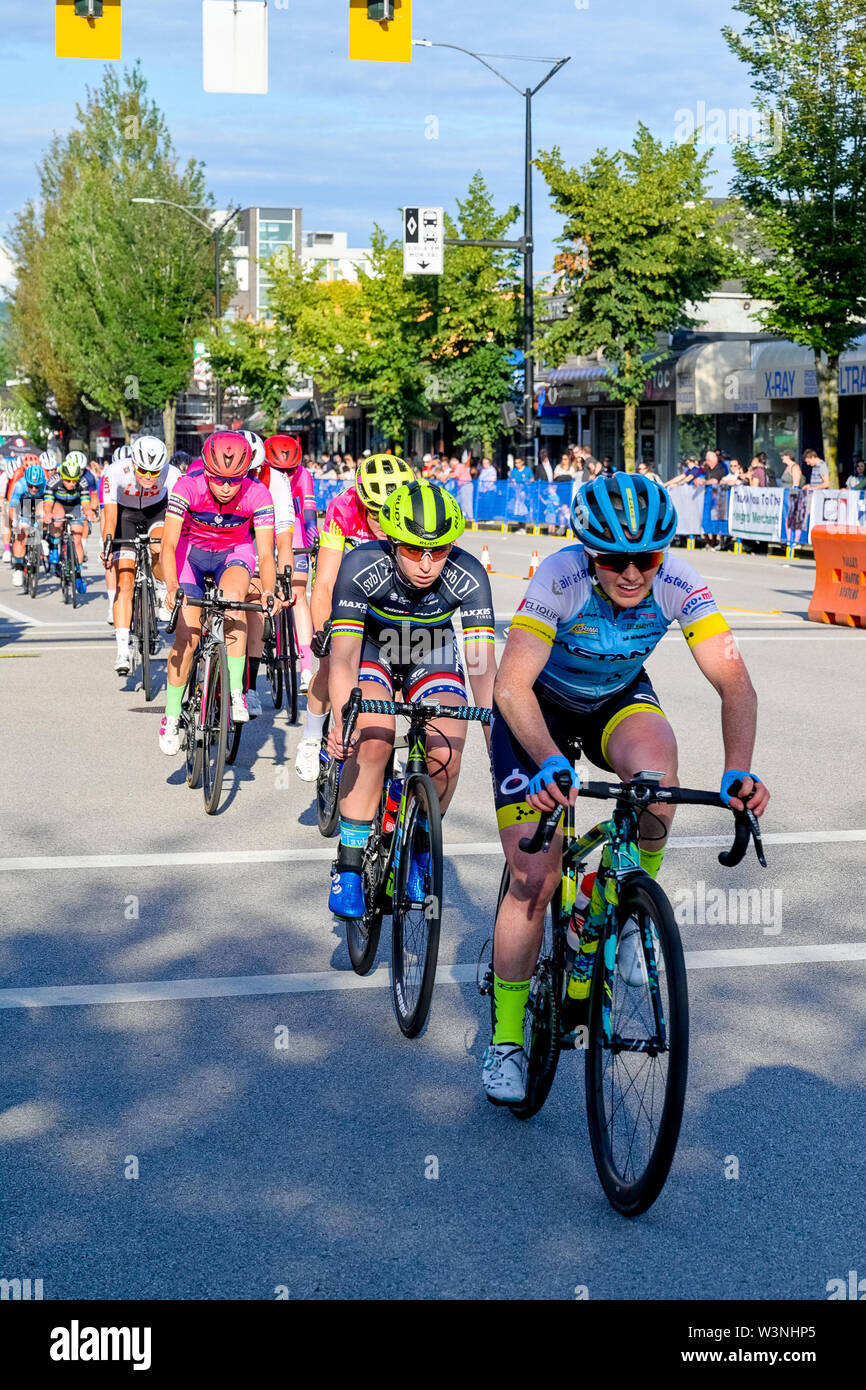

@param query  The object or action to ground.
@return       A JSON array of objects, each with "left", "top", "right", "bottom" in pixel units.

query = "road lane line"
[
  {"left": 3, "top": 942, "right": 866, "bottom": 1009},
  {"left": 0, "top": 602, "right": 47, "bottom": 626},
  {"left": 0, "top": 828, "right": 863, "bottom": 873}
]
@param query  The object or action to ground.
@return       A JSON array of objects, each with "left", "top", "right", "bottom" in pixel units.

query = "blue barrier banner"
[
  {"left": 702, "top": 485, "right": 729, "bottom": 535},
  {"left": 313, "top": 477, "right": 576, "bottom": 529}
]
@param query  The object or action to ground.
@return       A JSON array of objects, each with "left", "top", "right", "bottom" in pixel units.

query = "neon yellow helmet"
[
  {"left": 378, "top": 480, "right": 465, "bottom": 547},
  {"left": 60, "top": 451, "right": 87, "bottom": 481},
  {"left": 355, "top": 453, "right": 415, "bottom": 512}
]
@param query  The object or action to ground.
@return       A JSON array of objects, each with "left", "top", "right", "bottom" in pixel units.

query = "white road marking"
[
  {"left": 0, "top": 601, "right": 46, "bottom": 626},
  {"left": 0, "top": 828, "right": 862, "bottom": 874},
  {"left": 2, "top": 941, "right": 865, "bottom": 1009}
]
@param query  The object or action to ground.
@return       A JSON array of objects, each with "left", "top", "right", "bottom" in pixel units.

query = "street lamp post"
[
  {"left": 130, "top": 198, "right": 243, "bottom": 429},
  {"left": 412, "top": 42, "right": 570, "bottom": 466}
]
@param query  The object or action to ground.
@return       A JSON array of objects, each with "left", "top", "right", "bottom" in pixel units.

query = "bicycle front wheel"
[
  {"left": 183, "top": 659, "right": 203, "bottom": 789},
  {"left": 391, "top": 773, "right": 443, "bottom": 1038},
  {"left": 316, "top": 715, "right": 341, "bottom": 838},
  {"left": 585, "top": 872, "right": 689, "bottom": 1217},
  {"left": 283, "top": 608, "right": 299, "bottom": 725},
  {"left": 266, "top": 638, "right": 283, "bottom": 709},
  {"left": 69, "top": 541, "right": 79, "bottom": 609},
  {"left": 139, "top": 583, "right": 152, "bottom": 702},
  {"left": 27, "top": 550, "right": 38, "bottom": 598},
  {"left": 202, "top": 644, "right": 229, "bottom": 814}
]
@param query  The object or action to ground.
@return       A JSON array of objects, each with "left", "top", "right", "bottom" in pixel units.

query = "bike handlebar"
[
  {"left": 518, "top": 772, "right": 767, "bottom": 869},
  {"left": 337, "top": 686, "right": 491, "bottom": 761},
  {"left": 166, "top": 587, "right": 274, "bottom": 635}
]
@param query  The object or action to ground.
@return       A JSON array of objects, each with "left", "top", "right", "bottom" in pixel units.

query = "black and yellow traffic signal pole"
[
  {"left": 348, "top": 1, "right": 412, "bottom": 64},
  {"left": 56, "top": 0, "right": 121, "bottom": 59}
]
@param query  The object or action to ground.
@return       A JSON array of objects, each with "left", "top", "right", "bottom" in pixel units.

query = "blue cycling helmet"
[
  {"left": 24, "top": 464, "right": 45, "bottom": 488},
  {"left": 571, "top": 473, "right": 676, "bottom": 553}
]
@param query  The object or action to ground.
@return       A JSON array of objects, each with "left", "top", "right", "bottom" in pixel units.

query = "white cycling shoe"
[
  {"left": 482, "top": 1043, "right": 528, "bottom": 1105},
  {"left": 246, "top": 688, "right": 262, "bottom": 718},
  {"left": 230, "top": 690, "right": 249, "bottom": 723},
  {"left": 299, "top": 667, "right": 313, "bottom": 694},
  {"left": 294, "top": 735, "right": 321, "bottom": 781},
  {"left": 11, "top": 569, "right": 24, "bottom": 587},
  {"left": 159, "top": 716, "right": 181, "bottom": 755},
  {"left": 617, "top": 917, "right": 658, "bottom": 987},
  {"left": 115, "top": 647, "right": 131, "bottom": 676}
]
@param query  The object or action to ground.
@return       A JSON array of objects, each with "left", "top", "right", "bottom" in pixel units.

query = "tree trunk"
[
  {"left": 815, "top": 352, "right": 840, "bottom": 487},
  {"left": 119, "top": 409, "right": 132, "bottom": 444},
  {"left": 163, "top": 398, "right": 177, "bottom": 457},
  {"left": 623, "top": 399, "right": 637, "bottom": 472}
]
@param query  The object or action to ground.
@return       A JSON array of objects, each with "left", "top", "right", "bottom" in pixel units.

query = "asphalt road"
[{"left": 1, "top": 533, "right": 864, "bottom": 1301}]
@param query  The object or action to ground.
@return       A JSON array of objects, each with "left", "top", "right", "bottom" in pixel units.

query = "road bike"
[
  {"left": 262, "top": 562, "right": 300, "bottom": 724},
  {"left": 104, "top": 530, "right": 160, "bottom": 702},
  {"left": 22, "top": 504, "right": 49, "bottom": 599},
  {"left": 57, "top": 515, "right": 83, "bottom": 608},
  {"left": 338, "top": 687, "right": 491, "bottom": 1037},
  {"left": 480, "top": 766, "right": 766, "bottom": 1217},
  {"left": 169, "top": 583, "right": 273, "bottom": 815}
]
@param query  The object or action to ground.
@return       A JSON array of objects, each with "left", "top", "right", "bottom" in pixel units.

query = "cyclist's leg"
[
  {"left": 214, "top": 547, "right": 256, "bottom": 707},
  {"left": 70, "top": 518, "right": 85, "bottom": 565},
  {"left": 592, "top": 672, "right": 678, "bottom": 873},
  {"left": 402, "top": 633, "right": 469, "bottom": 814},
  {"left": 148, "top": 518, "right": 165, "bottom": 583},
  {"left": 291, "top": 551, "right": 313, "bottom": 678}
]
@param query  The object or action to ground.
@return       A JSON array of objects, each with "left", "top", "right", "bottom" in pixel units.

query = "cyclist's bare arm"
[
  {"left": 253, "top": 525, "right": 277, "bottom": 604},
  {"left": 310, "top": 545, "right": 342, "bottom": 633},
  {"left": 688, "top": 629, "right": 769, "bottom": 816},
  {"left": 463, "top": 637, "right": 497, "bottom": 750},
  {"left": 327, "top": 630, "right": 364, "bottom": 758},
  {"left": 160, "top": 511, "right": 183, "bottom": 602},
  {"left": 494, "top": 628, "right": 576, "bottom": 810}
]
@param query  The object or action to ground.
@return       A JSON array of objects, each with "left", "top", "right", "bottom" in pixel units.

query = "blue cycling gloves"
[
  {"left": 720, "top": 769, "right": 761, "bottom": 806},
  {"left": 528, "top": 755, "right": 579, "bottom": 798}
]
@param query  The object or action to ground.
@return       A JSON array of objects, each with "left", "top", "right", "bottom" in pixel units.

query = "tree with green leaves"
[
  {"left": 723, "top": 0, "right": 866, "bottom": 485},
  {"left": 8, "top": 64, "right": 229, "bottom": 451},
  {"left": 536, "top": 125, "right": 731, "bottom": 469}
]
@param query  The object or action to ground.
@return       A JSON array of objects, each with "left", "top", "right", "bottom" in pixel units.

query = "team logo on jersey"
[
  {"left": 353, "top": 557, "right": 391, "bottom": 596},
  {"left": 442, "top": 560, "right": 479, "bottom": 599},
  {"left": 568, "top": 622, "right": 599, "bottom": 636},
  {"left": 681, "top": 587, "right": 713, "bottom": 617},
  {"left": 520, "top": 597, "right": 559, "bottom": 624}
]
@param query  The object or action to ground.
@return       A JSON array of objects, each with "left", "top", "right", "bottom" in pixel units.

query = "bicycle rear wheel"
[
  {"left": 202, "top": 644, "right": 229, "bottom": 814},
  {"left": 225, "top": 708, "right": 242, "bottom": 766},
  {"left": 391, "top": 773, "right": 443, "bottom": 1038},
  {"left": 316, "top": 714, "right": 341, "bottom": 838},
  {"left": 585, "top": 872, "right": 688, "bottom": 1217},
  {"left": 69, "top": 539, "right": 79, "bottom": 609},
  {"left": 490, "top": 867, "right": 564, "bottom": 1121},
  {"left": 346, "top": 831, "right": 389, "bottom": 977},
  {"left": 183, "top": 658, "right": 203, "bottom": 789}
]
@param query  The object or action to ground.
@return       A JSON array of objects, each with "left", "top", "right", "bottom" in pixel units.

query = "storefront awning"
[
  {"left": 547, "top": 364, "right": 611, "bottom": 384},
  {"left": 676, "top": 340, "right": 751, "bottom": 415},
  {"left": 754, "top": 337, "right": 866, "bottom": 399}
]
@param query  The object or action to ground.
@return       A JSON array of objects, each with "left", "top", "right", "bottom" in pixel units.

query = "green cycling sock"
[
  {"left": 165, "top": 681, "right": 185, "bottom": 719},
  {"left": 491, "top": 974, "right": 531, "bottom": 1046},
  {"left": 227, "top": 655, "right": 245, "bottom": 693},
  {"left": 639, "top": 847, "right": 666, "bottom": 881}
]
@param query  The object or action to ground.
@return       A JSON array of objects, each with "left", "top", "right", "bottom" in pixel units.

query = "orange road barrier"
[
  {"left": 808, "top": 526, "right": 866, "bottom": 628},
  {"left": 528, "top": 549, "right": 540, "bottom": 578},
  {"left": 481, "top": 544, "right": 492, "bottom": 574}
]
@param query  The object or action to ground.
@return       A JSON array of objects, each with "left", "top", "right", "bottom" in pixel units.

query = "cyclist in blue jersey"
[
  {"left": 483, "top": 473, "right": 770, "bottom": 1103},
  {"left": 8, "top": 461, "right": 47, "bottom": 587}
]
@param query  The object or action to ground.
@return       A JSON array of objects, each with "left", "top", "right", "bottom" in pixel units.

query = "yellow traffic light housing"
[
  {"left": 56, "top": 0, "right": 121, "bottom": 59},
  {"left": 349, "top": 0, "right": 411, "bottom": 64}
]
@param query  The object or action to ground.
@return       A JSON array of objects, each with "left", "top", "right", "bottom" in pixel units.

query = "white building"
[{"left": 300, "top": 230, "right": 371, "bottom": 282}]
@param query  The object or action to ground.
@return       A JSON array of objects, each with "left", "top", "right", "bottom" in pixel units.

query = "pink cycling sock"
[{"left": 300, "top": 643, "right": 313, "bottom": 670}]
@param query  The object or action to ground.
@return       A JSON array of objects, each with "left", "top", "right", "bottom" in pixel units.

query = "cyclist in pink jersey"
[
  {"left": 241, "top": 430, "right": 295, "bottom": 717},
  {"left": 294, "top": 453, "right": 415, "bottom": 781},
  {"left": 158, "top": 432, "right": 278, "bottom": 756},
  {"left": 265, "top": 434, "right": 317, "bottom": 691}
]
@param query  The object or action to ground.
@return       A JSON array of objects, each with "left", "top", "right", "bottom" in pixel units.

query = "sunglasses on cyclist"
[
  {"left": 205, "top": 469, "right": 243, "bottom": 486},
  {"left": 590, "top": 551, "right": 664, "bottom": 573},
  {"left": 397, "top": 542, "right": 452, "bottom": 562},
  {"left": 135, "top": 464, "right": 164, "bottom": 477}
]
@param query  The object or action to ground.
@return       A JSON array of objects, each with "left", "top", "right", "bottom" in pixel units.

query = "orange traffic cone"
[
  {"left": 528, "top": 549, "right": 540, "bottom": 578},
  {"left": 481, "top": 544, "right": 492, "bottom": 574}
]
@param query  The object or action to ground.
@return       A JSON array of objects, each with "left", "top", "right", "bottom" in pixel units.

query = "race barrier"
[
  {"left": 312, "top": 477, "right": 866, "bottom": 550},
  {"left": 808, "top": 526, "right": 866, "bottom": 628}
]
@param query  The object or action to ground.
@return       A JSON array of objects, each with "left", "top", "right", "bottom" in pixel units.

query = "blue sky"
[{"left": 1, "top": 0, "right": 755, "bottom": 281}]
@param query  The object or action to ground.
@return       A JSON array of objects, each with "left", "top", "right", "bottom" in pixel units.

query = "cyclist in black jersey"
[{"left": 326, "top": 481, "right": 497, "bottom": 920}]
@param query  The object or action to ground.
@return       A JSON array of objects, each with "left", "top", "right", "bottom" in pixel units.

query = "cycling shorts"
[
  {"left": 490, "top": 669, "right": 666, "bottom": 832},
  {"left": 112, "top": 497, "right": 168, "bottom": 558},
  {"left": 175, "top": 538, "right": 256, "bottom": 598},
  {"left": 358, "top": 627, "right": 467, "bottom": 705}
]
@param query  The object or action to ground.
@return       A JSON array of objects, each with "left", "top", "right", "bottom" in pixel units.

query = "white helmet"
[
  {"left": 131, "top": 436, "right": 168, "bottom": 473},
  {"left": 3, "top": 458, "right": 16, "bottom": 480},
  {"left": 113, "top": 444, "right": 133, "bottom": 465},
  {"left": 240, "top": 430, "right": 266, "bottom": 470},
  {"left": 39, "top": 451, "right": 52, "bottom": 470}
]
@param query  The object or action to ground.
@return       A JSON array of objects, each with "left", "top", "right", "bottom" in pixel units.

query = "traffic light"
[
  {"left": 56, "top": 0, "right": 121, "bottom": 59},
  {"left": 349, "top": 0, "right": 411, "bottom": 64}
]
